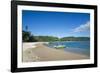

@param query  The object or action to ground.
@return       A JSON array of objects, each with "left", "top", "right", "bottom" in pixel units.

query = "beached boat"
[{"left": 54, "top": 45, "right": 66, "bottom": 49}]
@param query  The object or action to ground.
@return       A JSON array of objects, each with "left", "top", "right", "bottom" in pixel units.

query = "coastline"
[{"left": 23, "top": 42, "right": 89, "bottom": 62}]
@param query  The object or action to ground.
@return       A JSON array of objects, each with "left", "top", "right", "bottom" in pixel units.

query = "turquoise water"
[{"left": 47, "top": 41, "right": 90, "bottom": 56}]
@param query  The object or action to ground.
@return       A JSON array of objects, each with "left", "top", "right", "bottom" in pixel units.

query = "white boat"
[{"left": 54, "top": 45, "right": 65, "bottom": 48}]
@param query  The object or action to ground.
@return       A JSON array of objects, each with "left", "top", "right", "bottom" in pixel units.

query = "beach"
[{"left": 22, "top": 42, "right": 89, "bottom": 62}]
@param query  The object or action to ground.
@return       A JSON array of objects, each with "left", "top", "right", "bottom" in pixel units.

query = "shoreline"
[{"left": 23, "top": 42, "right": 89, "bottom": 62}]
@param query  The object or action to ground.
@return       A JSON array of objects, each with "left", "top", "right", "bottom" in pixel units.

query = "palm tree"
[{"left": 25, "top": 25, "right": 28, "bottom": 31}]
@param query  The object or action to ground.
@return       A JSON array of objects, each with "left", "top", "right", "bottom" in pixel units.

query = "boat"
[{"left": 54, "top": 45, "right": 66, "bottom": 49}]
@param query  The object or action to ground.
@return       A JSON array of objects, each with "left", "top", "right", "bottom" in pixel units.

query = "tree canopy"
[{"left": 22, "top": 30, "right": 90, "bottom": 42}]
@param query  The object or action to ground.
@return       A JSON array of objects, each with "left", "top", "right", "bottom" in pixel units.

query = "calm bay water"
[{"left": 47, "top": 41, "right": 90, "bottom": 56}]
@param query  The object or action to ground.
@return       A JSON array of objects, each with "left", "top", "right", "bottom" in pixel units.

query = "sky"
[{"left": 22, "top": 10, "right": 90, "bottom": 38}]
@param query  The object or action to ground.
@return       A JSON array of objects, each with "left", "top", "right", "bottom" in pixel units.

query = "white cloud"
[{"left": 74, "top": 21, "right": 90, "bottom": 33}]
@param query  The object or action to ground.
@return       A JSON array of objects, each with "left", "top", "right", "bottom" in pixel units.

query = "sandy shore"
[{"left": 23, "top": 42, "right": 89, "bottom": 62}]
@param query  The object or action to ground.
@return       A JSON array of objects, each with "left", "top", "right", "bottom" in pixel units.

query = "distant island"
[{"left": 23, "top": 30, "right": 90, "bottom": 42}]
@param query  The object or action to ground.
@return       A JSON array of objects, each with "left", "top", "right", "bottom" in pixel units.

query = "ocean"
[{"left": 47, "top": 41, "right": 90, "bottom": 57}]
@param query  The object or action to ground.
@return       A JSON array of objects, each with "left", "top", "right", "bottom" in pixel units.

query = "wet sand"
[{"left": 23, "top": 43, "right": 89, "bottom": 62}]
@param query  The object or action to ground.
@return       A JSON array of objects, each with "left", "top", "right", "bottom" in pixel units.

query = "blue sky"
[{"left": 22, "top": 10, "right": 90, "bottom": 38}]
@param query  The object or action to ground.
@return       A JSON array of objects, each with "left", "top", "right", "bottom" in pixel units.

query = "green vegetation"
[
  {"left": 60, "top": 37, "right": 90, "bottom": 41},
  {"left": 22, "top": 30, "right": 38, "bottom": 42},
  {"left": 34, "top": 36, "right": 59, "bottom": 42},
  {"left": 22, "top": 30, "right": 90, "bottom": 42}
]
